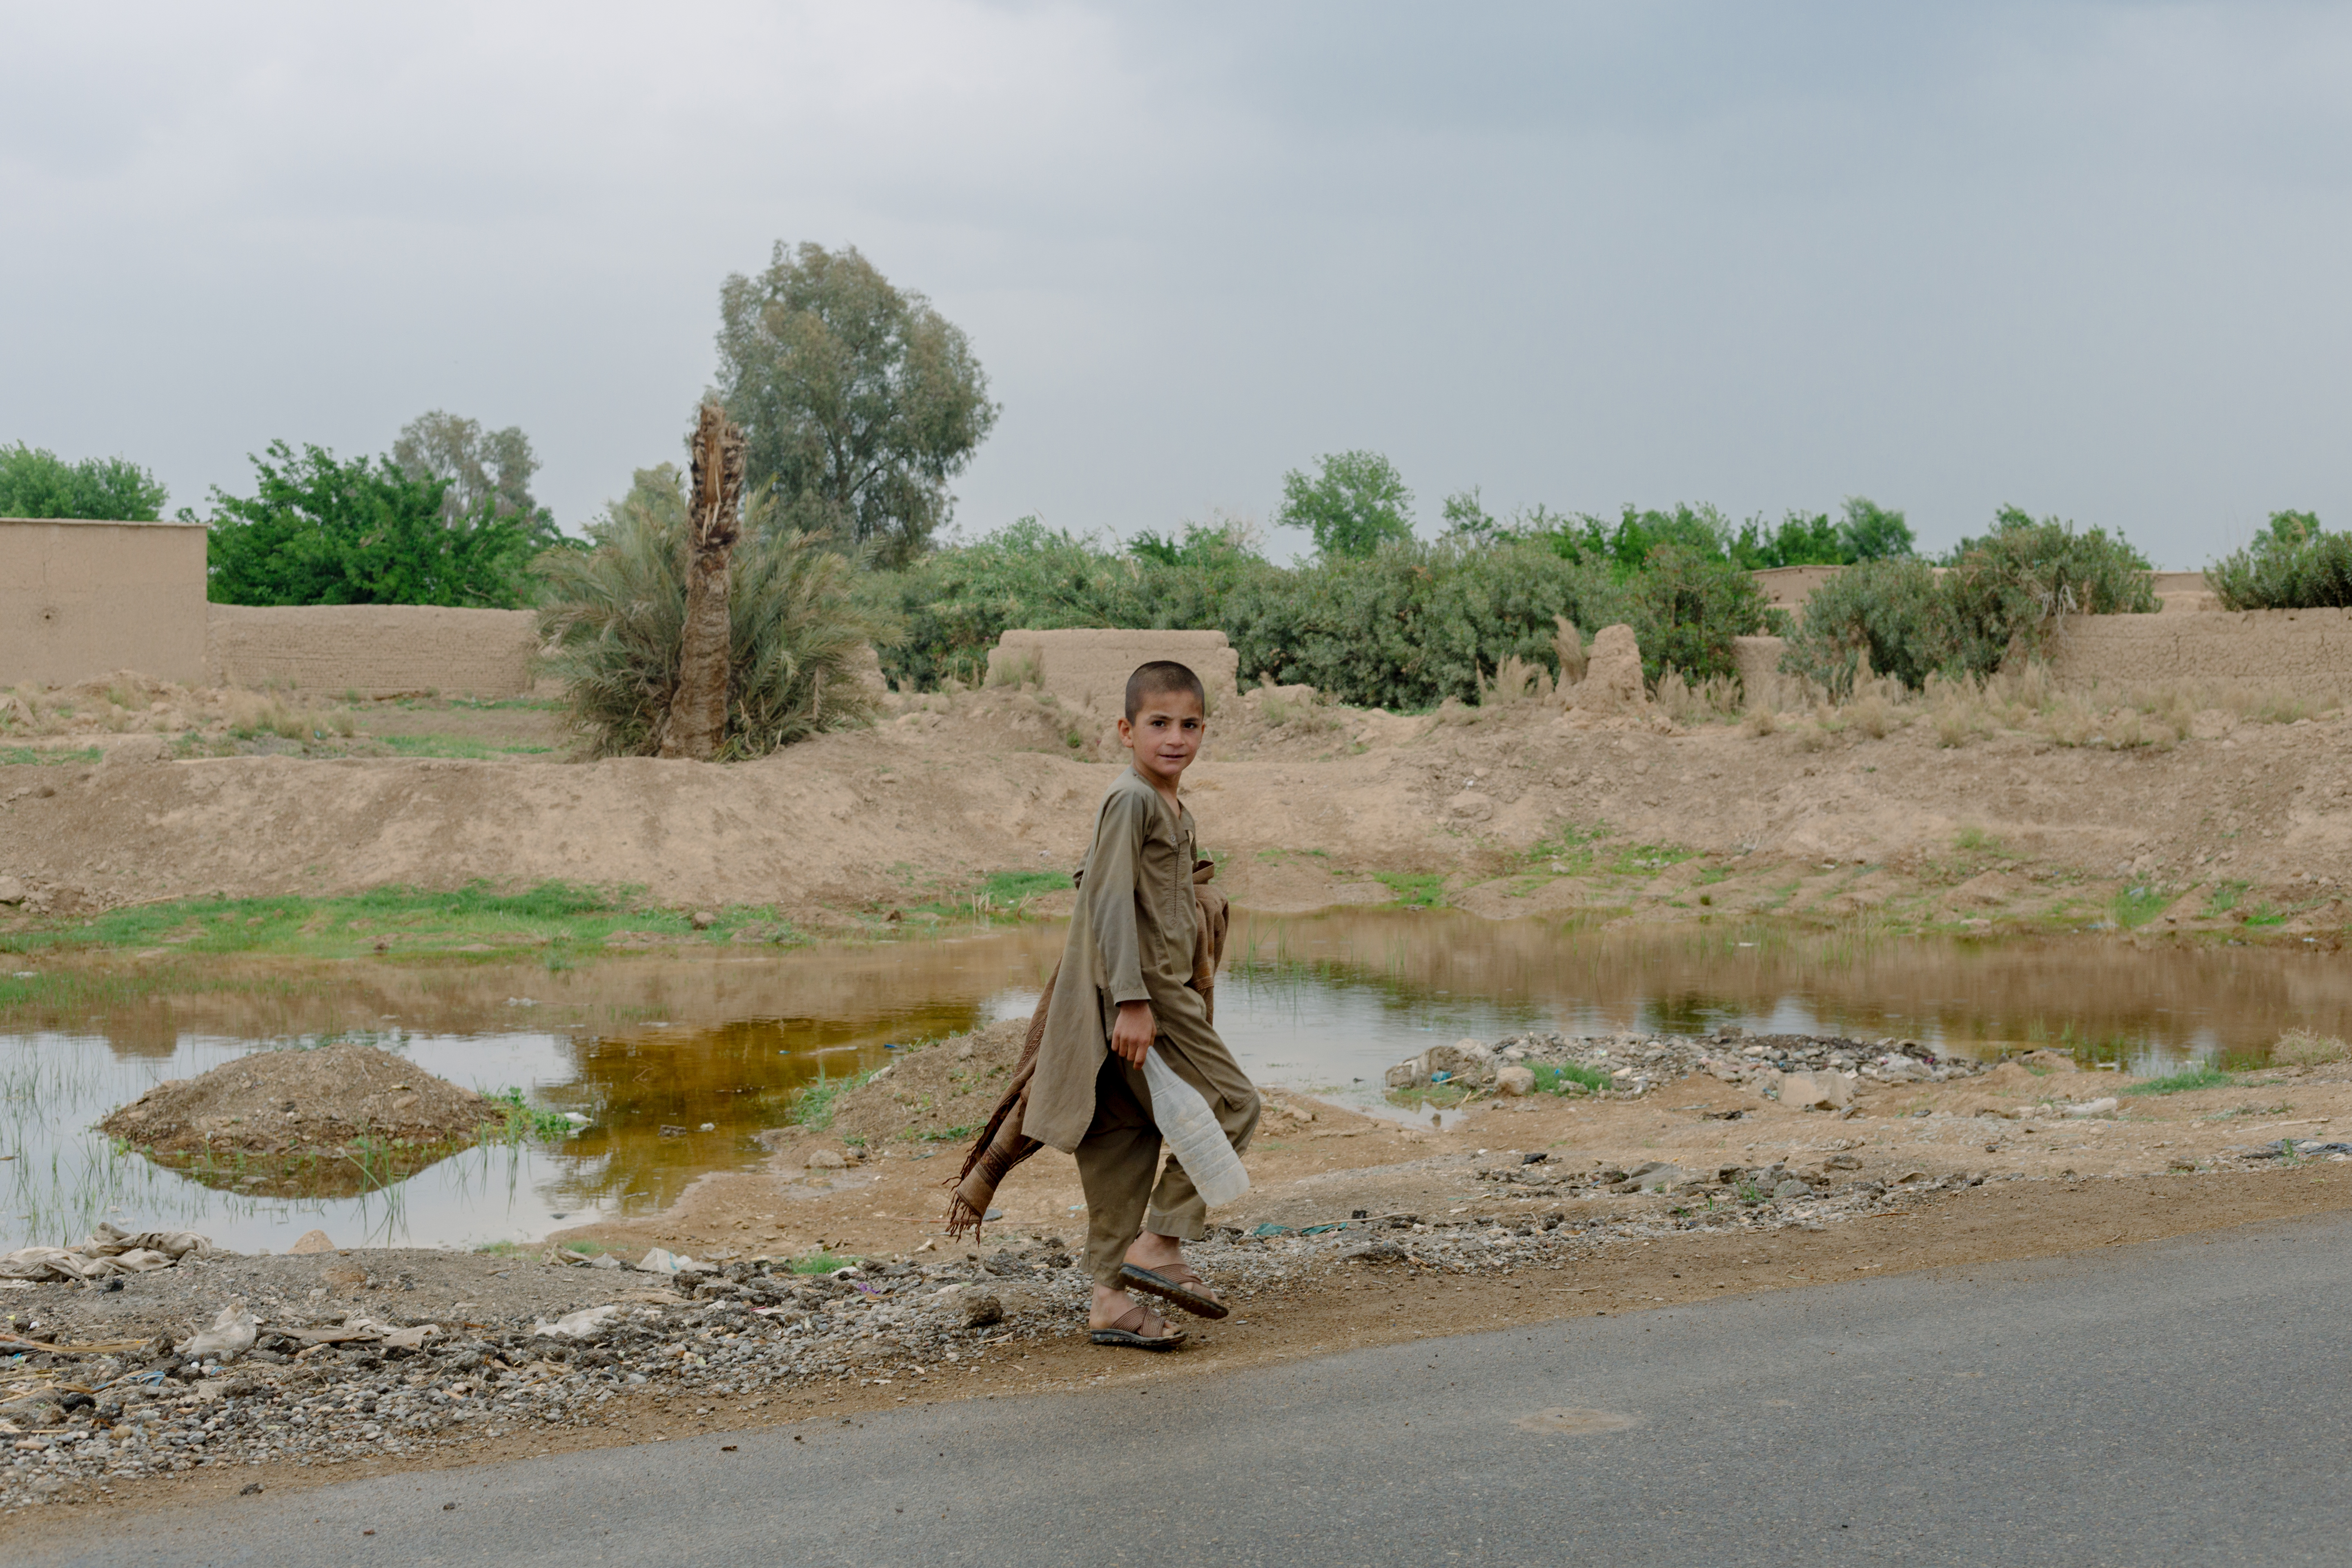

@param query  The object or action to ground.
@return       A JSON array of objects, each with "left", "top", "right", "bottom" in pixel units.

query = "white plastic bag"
[
  {"left": 1143, "top": 1047, "right": 1250, "bottom": 1208},
  {"left": 178, "top": 1303, "right": 259, "bottom": 1363}
]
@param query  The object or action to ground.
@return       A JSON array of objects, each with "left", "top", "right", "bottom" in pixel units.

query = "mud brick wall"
[
  {"left": 986, "top": 628, "right": 1241, "bottom": 717},
  {"left": 1754, "top": 567, "right": 2215, "bottom": 619},
  {"left": 205, "top": 604, "right": 541, "bottom": 698},
  {"left": 0, "top": 518, "right": 210, "bottom": 688},
  {"left": 2047, "top": 608, "right": 2352, "bottom": 693},
  {"left": 1728, "top": 611, "right": 2352, "bottom": 699}
]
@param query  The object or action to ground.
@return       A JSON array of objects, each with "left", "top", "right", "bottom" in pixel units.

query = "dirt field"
[{"left": 1, "top": 678, "right": 2347, "bottom": 940}]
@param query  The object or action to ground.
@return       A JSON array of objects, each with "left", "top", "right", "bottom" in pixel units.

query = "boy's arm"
[{"left": 1085, "top": 791, "right": 1154, "bottom": 1064}]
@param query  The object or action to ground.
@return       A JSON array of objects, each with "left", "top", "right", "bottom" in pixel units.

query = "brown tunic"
[{"left": 1022, "top": 767, "right": 1221, "bottom": 1153}]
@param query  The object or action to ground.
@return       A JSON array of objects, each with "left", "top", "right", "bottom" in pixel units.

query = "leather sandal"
[
  {"left": 1120, "top": 1261, "right": 1229, "bottom": 1320},
  {"left": 1089, "top": 1300, "right": 1185, "bottom": 1351}
]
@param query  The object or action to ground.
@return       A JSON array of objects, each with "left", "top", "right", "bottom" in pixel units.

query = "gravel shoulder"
[{"left": 9, "top": 1020, "right": 2352, "bottom": 1531}]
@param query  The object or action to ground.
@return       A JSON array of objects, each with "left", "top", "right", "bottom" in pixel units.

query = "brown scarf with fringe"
[{"left": 942, "top": 859, "right": 1226, "bottom": 1239}]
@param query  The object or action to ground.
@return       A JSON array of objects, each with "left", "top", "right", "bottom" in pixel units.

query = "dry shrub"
[
  {"left": 1654, "top": 668, "right": 1699, "bottom": 725},
  {"left": 1552, "top": 616, "right": 1587, "bottom": 688},
  {"left": 1261, "top": 689, "right": 1342, "bottom": 732},
  {"left": 1479, "top": 654, "right": 1553, "bottom": 708},
  {"left": 1924, "top": 674, "right": 1991, "bottom": 748},
  {"left": 2272, "top": 1028, "right": 2350, "bottom": 1067},
  {"left": 223, "top": 689, "right": 343, "bottom": 741},
  {"left": 987, "top": 648, "right": 1041, "bottom": 689},
  {"left": 1743, "top": 706, "right": 1779, "bottom": 737}
]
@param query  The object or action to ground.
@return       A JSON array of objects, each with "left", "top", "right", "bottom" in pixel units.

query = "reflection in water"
[{"left": 7, "top": 912, "right": 2346, "bottom": 1253}]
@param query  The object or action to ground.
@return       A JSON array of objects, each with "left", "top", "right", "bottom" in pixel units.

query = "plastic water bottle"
[{"left": 1142, "top": 1047, "right": 1250, "bottom": 1207}]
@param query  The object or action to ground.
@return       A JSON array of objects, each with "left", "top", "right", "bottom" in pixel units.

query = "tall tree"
[
  {"left": 392, "top": 411, "right": 562, "bottom": 550},
  {"left": 714, "top": 242, "right": 998, "bottom": 568},
  {"left": 1277, "top": 450, "right": 1414, "bottom": 557},
  {"left": 659, "top": 404, "right": 747, "bottom": 760},
  {"left": 0, "top": 443, "right": 167, "bottom": 521}
]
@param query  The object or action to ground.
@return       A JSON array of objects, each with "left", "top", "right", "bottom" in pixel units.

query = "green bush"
[
  {"left": 536, "top": 465, "right": 875, "bottom": 757},
  {"left": 1780, "top": 556, "right": 1950, "bottom": 695},
  {"left": 1615, "top": 543, "right": 1769, "bottom": 685},
  {"left": 857, "top": 518, "right": 1276, "bottom": 690},
  {"left": 1941, "top": 506, "right": 2156, "bottom": 669},
  {"left": 2205, "top": 511, "right": 2352, "bottom": 610},
  {"left": 1782, "top": 507, "right": 2156, "bottom": 694},
  {"left": 0, "top": 443, "right": 168, "bottom": 521},
  {"left": 203, "top": 440, "right": 536, "bottom": 607},
  {"left": 1221, "top": 539, "right": 1611, "bottom": 709}
]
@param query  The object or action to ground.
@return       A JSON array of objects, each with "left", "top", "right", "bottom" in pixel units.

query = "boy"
[{"left": 1018, "top": 660, "right": 1260, "bottom": 1350}]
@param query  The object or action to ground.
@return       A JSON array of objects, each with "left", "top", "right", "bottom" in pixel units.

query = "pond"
[{"left": 5, "top": 912, "right": 2345, "bottom": 1254}]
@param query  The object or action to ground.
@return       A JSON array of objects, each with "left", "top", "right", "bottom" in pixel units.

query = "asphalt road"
[{"left": 26, "top": 1212, "right": 2352, "bottom": 1568}]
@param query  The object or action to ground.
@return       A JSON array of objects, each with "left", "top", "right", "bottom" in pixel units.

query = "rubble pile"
[{"left": 1385, "top": 1028, "right": 1987, "bottom": 1107}]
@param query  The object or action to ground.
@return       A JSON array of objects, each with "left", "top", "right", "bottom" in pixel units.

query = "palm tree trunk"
[{"left": 660, "top": 403, "right": 746, "bottom": 760}]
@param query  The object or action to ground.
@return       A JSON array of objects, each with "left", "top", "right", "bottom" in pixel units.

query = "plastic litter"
[
  {"left": 0, "top": 1223, "right": 214, "bottom": 1283},
  {"left": 635, "top": 1247, "right": 715, "bottom": 1276},
  {"left": 1142, "top": 1047, "right": 1250, "bottom": 1208},
  {"left": 533, "top": 1305, "right": 622, "bottom": 1339},
  {"left": 177, "top": 1303, "right": 259, "bottom": 1363}
]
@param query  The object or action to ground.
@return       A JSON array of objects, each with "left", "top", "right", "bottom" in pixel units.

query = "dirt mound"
[
  {"left": 824, "top": 1019, "right": 1032, "bottom": 1149},
  {"left": 102, "top": 1043, "right": 496, "bottom": 1194}
]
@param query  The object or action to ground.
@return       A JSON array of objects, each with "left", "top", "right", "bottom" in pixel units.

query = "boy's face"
[{"left": 1118, "top": 689, "right": 1205, "bottom": 790}]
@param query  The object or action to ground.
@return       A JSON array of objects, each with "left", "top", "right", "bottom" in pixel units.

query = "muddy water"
[{"left": 6, "top": 913, "right": 2347, "bottom": 1254}]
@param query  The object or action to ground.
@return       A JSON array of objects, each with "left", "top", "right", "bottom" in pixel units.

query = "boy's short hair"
[{"left": 1125, "top": 660, "right": 1206, "bottom": 722}]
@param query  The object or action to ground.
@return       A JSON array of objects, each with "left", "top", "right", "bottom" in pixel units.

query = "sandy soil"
[{"left": 1, "top": 683, "right": 2347, "bottom": 940}]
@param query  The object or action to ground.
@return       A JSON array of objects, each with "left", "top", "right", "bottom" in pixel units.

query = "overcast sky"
[{"left": 5, "top": 1, "right": 2348, "bottom": 566}]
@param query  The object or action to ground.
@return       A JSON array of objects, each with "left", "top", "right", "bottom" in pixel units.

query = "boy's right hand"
[{"left": 1111, "top": 1000, "right": 1156, "bottom": 1066}]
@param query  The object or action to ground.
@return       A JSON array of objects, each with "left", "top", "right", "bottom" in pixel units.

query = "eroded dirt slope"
[{"left": 0, "top": 684, "right": 2345, "bottom": 934}]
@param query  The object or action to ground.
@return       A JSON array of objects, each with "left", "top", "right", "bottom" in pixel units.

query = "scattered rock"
[
  {"left": 690, "top": 910, "right": 718, "bottom": 930},
  {"left": 0, "top": 875, "right": 24, "bottom": 905},
  {"left": 1494, "top": 1065, "right": 1537, "bottom": 1097},
  {"left": 959, "top": 1290, "right": 1005, "bottom": 1327},
  {"left": 1778, "top": 1071, "right": 1853, "bottom": 1111},
  {"left": 286, "top": 1229, "right": 337, "bottom": 1256}
]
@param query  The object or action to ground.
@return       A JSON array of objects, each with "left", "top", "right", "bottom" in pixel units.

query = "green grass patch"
[
  {"left": 1953, "top": 825, "right": 2008, "bottom": 855},
  {"left": 0, "top": 880, "right": 804, "bottom": 966},
  {"left": 2201, "top": 880, "right": 2248, "bottom": 917},
  {"left": 0, "top": 746, "right": 102, "bottom": 767},
  {"left": 485, "top": 1086, "right": 577, "bottom": 1144},
  {"left": 2112, "top": 885, "right": 2172, "bottom": 929},
  {"left": 1374, "top": 871, "right": 1447, "bottom": 908},
  {"left": 979, "top": 869, "right": 1072, "bottom": 904},
  {"left": 915, "top": 1123, "right": 976, "bottom": 1142},
  {"left": 1532, "top": 1062, "right": 1613, "bottom": 1096},
  {"left": 2124, "top": 1064, "right": 2236, "bottom": 1096},
  {"left": 377, "top": 734, "right": 554, "bottom": 760},
  {"left": 786, "top": 1068, "right": 880, "bottom": 1130},
  {"left": 783, "top": 1249, "right": 862, "bottom": 1274},
  {"left": 2243, "top": 900, "right": 2287, "bottom": 928},
  {"left": 1525, "top": 822, "right": 1612, "bottom": 875},
  {"left": 1605, "top": 842, "right": 1698, "bottom": 877}
]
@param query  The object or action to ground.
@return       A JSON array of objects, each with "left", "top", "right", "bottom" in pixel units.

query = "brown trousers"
[{"left": 1075, "top": 1030, "right": 1261, "bottom": 1289}]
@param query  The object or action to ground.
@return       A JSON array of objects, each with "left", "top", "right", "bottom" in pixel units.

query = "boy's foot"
[
  {"left": 1119, "top": 1260, "right": 1229, "bottom": 1320},
  {"left": 1089, "top": 1298, "right": 1185, "bottom": 1351}
]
